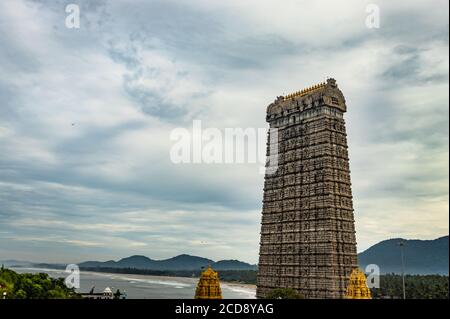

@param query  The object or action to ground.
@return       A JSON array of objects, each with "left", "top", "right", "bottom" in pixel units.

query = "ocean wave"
[
  {"left": 112, "top": 276, "right": 192, "bottom": 288},
  {"left": 222, "top": 284, "right": 256, "bottom": 299}
]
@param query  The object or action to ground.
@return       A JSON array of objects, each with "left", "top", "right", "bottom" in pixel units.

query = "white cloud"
[{"left": 0, "top": 0, "right": 448, "bottom": 263}]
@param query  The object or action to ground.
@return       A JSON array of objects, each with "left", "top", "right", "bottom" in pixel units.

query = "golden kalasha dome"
[
  {"left": 345, "top": 268, "right": 372, "bottom": 299},
  {"left": 194, "top": 266, "right": 222, "bottom": 299}
]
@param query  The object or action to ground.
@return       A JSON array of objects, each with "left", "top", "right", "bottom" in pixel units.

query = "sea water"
[{"left": 11, "top": 267, "right": 256, "bottom": 299}]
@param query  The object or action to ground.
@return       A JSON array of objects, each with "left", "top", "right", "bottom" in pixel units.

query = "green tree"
[
  {"left": 114, "top": 289, "right": 123, "bottom": 299},
  {"left": 266, "top": 288, "right": 304, "bottom": 299},
  {"left": 15, "top": 289, "right": 27, "bottom": 299},
  {"left": 370, "top": 274, "right": 448, "bottom": 299},
  {"left": 0, "top": 267, "right": 80, "bottom": 299}
]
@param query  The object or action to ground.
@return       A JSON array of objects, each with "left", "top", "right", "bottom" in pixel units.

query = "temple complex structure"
[
  {"left": 194, "top": 266, "right": 223, "bottom": 299},
  {"left": 257, "top": 78, "right": 358, "bottom": 299},
  {"left": 345, "top": 268, "right": 372, "bottom": 299}
]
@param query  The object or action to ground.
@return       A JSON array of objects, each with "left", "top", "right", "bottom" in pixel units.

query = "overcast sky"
[{"left": 0, "top": 0, "right": 448, "bottom": 264}]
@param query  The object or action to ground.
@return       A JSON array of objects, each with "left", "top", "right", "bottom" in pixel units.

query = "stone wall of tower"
[{"left": 256, "top": 79, "right": 358, "bottom": 299}]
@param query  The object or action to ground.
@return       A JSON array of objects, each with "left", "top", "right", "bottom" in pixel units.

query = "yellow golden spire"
[
  {"left": 345, "top": 268, "right": 372, "bottom": 299},
  {"left": 194, "top": 266, "right": 222, "bottom": 299},
  {"left": 283, "top": 81, "right": 328, "bottom": 101}
]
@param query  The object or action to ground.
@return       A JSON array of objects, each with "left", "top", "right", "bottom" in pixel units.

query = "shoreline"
[
  {"left": 11, "top": 266, "right": 257, "bottom": 289},
  {"left": 80, "top": 268, "right": 257, "bottom": 287},
  {"left": 221, "top": 281, "right": 257, "bottom": 290},
  {"left": 9, "top": 266, "right": 256, "bottom": 299}
]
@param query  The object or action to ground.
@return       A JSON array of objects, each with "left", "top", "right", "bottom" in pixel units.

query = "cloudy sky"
[{"left": 0, "top": 0, "right": 448, "bottom": 264}]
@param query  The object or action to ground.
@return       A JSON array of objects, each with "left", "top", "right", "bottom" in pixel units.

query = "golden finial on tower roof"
[{"left": 282, "top": 80, "right": 329, "bottom": 101}]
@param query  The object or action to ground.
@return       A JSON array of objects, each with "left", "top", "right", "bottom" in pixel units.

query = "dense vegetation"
[
  {"left": 371, "top": 274, "right": 449, "bottom": 299},
  {"left": 265, "top": 288, "right": 304, "bottom": 299},
  {"left": 217, "top": 270, "right": 257, "bottom": 284},
  {"left": 0, "top": 267, "right": 79, "bottom": 299},
  {"left": 262, "top": 275, "right": 448, "bottom": 299}
]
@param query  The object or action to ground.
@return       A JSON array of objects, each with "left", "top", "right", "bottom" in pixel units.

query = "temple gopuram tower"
[
  {"left": 345, "top": 268, "right": 372, "bottom": 299},
  {"left": 257, "top": 78, "right": 358, "bottom": 299},
  {"left": 195, "top": 266, "right": 223, "bottom": 299}
]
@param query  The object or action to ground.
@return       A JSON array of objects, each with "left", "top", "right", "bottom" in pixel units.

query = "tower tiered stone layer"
[{"left": 256, "top": 78, "right": 358, "bottom": 299}]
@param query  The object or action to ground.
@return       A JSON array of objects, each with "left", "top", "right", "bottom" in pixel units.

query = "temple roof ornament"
[
  {"left": 283, "top": 81, "right": 328, "bottom": 101},
  {"left": 194, "top": 266, "right": 222, "bottom": 299},
  {"left": 267, "top": 78, "right": 346, "bottom": 118},
  {"left": 345, "top": 268, "right": 372, "bottom": 299}
]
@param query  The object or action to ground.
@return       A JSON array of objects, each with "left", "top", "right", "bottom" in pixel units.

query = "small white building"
[
  {"left": 102, "top": 287, "right": 113, "bottom": 298},
  {"left": 80, "top": 286, "right": 114, "bottom": 299}
]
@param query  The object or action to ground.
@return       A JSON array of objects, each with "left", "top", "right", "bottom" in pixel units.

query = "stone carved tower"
[{"left": 256, "top": 79, "right": 358, "bottom": 299}]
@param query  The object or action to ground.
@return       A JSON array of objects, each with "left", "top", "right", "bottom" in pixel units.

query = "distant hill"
[
  {"left": 0, "top": 260, "right": 33, "bottom": 267},
  {"left": 358, "top": 236, "right": 448, "bottom": 275},
  {"left": 79, "top": 254, "right": 257, "bottom": 271},
  {"left": 213, "top": 260, "right": 257, "bottom": 270},
  {"left": 4, "top": 236, "right": 447, "bottom": 275}
]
